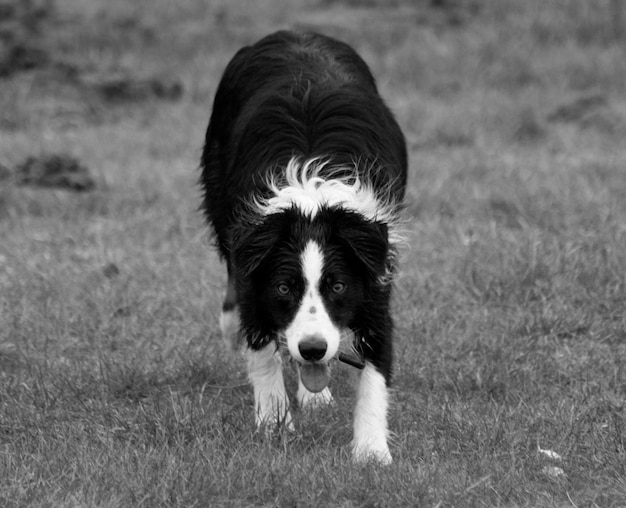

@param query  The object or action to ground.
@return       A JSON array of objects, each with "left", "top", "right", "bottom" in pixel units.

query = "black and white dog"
[{"left": 200, "top": 30, "right": 407, "bottom": 464}]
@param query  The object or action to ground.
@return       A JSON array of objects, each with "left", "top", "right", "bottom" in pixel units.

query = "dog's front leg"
[
  {"left": 247, "top": 345, "right": 293, "bottom": 432},
  {"left": 352, "top": 362, "right": 392, "bottom": 464},
  {"left": 219, "top": 262, "right": 243, "bottom": 350}
]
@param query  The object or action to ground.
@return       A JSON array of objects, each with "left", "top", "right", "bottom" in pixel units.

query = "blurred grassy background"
[{"left": 1, "top": 0, "right": 626, "bottom": 506}]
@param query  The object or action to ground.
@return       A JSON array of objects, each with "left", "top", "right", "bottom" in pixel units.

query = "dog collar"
[{"left": 338, "top": 352, "right": 365, "bottom": 369}]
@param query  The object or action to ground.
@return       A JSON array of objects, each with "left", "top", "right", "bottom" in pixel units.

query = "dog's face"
[{"left": 232, "top": 206, "right": 389, "bottom": 378}]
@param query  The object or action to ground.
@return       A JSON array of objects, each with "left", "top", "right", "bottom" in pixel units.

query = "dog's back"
[{"left": 200, "top": 30, "right": 407, "bottom": 257}]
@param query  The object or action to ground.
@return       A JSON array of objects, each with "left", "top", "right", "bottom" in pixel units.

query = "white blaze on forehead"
[
  {"left": 285, "top": 240, "right": 341, "bottom": 363},
  {"left": 302, "top": 240, "right": 324, "bottom": 290}
]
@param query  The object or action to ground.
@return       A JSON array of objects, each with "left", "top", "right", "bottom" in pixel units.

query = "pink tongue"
[{"left": 300, "top": 363, "right": 330, "bottom": 393}]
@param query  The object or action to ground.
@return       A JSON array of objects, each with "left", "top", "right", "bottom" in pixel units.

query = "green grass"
[{"left": 1, "top": 0, "right": 626, "bottom": 506}]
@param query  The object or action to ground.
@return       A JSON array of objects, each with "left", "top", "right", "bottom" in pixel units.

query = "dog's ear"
[
  {"left": 334, "top": 213, "right": 389, "bottom": 279},
  {"left": 230, "top": 215, "right": 284, "bottom": 279}
]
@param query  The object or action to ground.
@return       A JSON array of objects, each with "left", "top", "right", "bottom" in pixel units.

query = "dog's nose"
[{"left": 298, "top": 336, "right": 327, "bottom": 362}]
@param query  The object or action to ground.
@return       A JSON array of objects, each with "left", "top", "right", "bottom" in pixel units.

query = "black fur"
[{"left": 201, "top": 30, "right": 407, "bottom": 259}]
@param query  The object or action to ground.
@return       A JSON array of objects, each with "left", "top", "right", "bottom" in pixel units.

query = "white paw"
[
  {"left": 298, "top": 385, "right": 334, "bottom": 409},
  {"left": 352, "top": 438, "right": 392, "bottom": 465}
]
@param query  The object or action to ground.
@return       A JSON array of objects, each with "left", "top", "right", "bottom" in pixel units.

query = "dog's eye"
[
  {"left": 276, "top": 283, "right": 290, "bottom": 296},
  {"left": 332, "top": 281, "right": 346, "bottom": 294}
]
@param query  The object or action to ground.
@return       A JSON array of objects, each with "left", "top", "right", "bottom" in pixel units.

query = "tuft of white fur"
[
  {"left": 219, "top": 308, "right": 241, "bottom": 350},
  {"left": 253, "top": 157, "right": 404, "bottom": 246}
]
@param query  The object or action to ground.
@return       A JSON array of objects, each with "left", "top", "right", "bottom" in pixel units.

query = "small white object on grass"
[
  {"left": 542, "top": 466, "right": 566, "bottom": 479},
  {"left": 538, "top": 447, "right": 562, "bottom": 461}
]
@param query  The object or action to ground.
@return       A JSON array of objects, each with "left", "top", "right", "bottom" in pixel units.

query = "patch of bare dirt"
[
  {"left": 15, "top": 153, "right": 95, "bottom": 191},
  {"left": 0, "top": 0, "right": 52, "bottom": 76}
]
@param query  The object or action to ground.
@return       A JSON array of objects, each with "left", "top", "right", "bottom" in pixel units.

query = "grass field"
[{"left": 1, "top": 0, "right": 626, "bottom": 506}]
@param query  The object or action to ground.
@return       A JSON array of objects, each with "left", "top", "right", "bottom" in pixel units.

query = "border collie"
[{"left": 200, "top": 30, "right": 407, "bottom": 464}]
